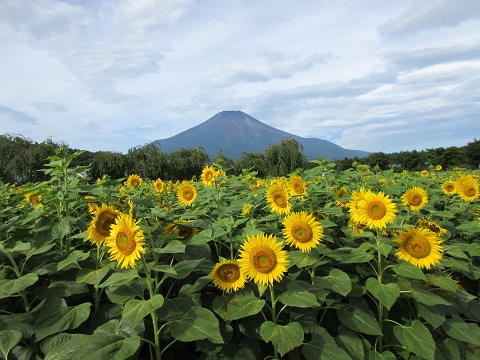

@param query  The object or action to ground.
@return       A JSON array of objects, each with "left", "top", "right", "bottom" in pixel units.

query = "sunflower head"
[
  {"left": 242, "top": 203, "right": 252, "bottom": 216},
  {"left": 402, "top": 186, "right": 428, "bottom": 211},
  {"left": 282, "top": 211, "right": 324, "bottom": 252},
  {"left": 164, "top": 218, "right": 198, "bottom": 241},
  {"left": 350, "top": 190, "right": 397, "bottom": 230},
  {"left": 394, "top": 227, "right": 443, "bottom": 269},
  {"left": 455, "top": 176, "right": 479, "bottom": 202},
  {"left": 201, "top": 166, "right": 217, "bottom": 186},
  {"left": 418, "top": 218, "right": 448, "bottom": 237},
  {"left": 126, "top": 174, "right": 143, "bottom": 188},
  {"left": 211, "top": 260, "right": 246, "bottom": 293},
  {"left": 442, "top": 181, "right": 456, "bottom": 195},
  {"left": 436, "top": 165, "right": 442, "bottom": 171},
  {"left": 87, "top": 203, "right": 120, "bottom": 246},
  {"left": 176, "top": 181, "right": 197, "bottom": 206},
  {"left": 153, "top": 178, "right": 164, "bottom": 192},
  {"left": 105, "top": 213, "right": 145, "bottom": 269},
  {"left": 348, "top": 188, "right": 368, "bottom": 214},
  {"left": 237, "top": 233, "right": 289, "bottom": 286},
  {"left": 266, "top": 183, "right": 292, "bottom": 215},
  {"left": 288, "top": 175, "right": 307, "bottom": 195},
  {"left": 25, "top": 191, "right": 41, "bottom": 205}
]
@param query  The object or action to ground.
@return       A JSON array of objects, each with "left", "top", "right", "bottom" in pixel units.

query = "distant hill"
[{"left": 153, "top": 111, "right": 370, "bottom": 160}]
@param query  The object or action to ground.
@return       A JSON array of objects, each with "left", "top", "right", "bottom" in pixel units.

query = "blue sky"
[{"left": 1, "top": 0, "right": 479, "bottom": 154}]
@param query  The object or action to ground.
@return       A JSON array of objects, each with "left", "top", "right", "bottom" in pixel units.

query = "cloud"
[
  {"left": 0, "top": 104, "right": 39, "bottom": 124},
  {"left": 31, "top": 102, "right": 67, "bottom": 112}
]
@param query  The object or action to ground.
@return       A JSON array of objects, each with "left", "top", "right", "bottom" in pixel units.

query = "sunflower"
[
  {"left": 242, "top": 203, "right": 252, "bottom": 216},
  {"left": 421, "top": 170, "right": 428, "bottom": 177},
  {"left": 237, "top": 233, "right": 289, "bottom": 286},
  {"left": 266, "top": 183, "right": 292, "bottom": 215},
  {"left": 105, "top": 213, "right": 145, "bottom": 269},
  {"left": 436, "top": 165, "right": 442, "bottom": 171},
  {"left": 25, "top": 191, "right": 41, "bottom": 205},
  {"left": 153, "top": 178, "right": 164, "bottom": 192},
  {"left": 211, "top": 260, "right": 246, "bottom": 293},
  {"left": 335, "top": 187, "right": 349, "bottom": 208},
  {"left": 288, "top": 175, "right": 307, "bottom": 195},
  {"left": 164, "top": 218, "right": 198, "bottom": 241},
  {"left": 418, "top": 218, "right": 448, "bottom": 237},
  {"left": 282, "top": 211, "right": 323, "bottom": 252},
  {"left": 87, "top": 204, "right": 120, "bottom": 246},
  {"left": 126, "top": 174, "right": 143, "bottom": 188},
  {"left": 394, "top": 227, "right": 443, "bottom": 269},
  {"left": 442, "top": 181, "right": 456, "bottom": 195},
  {"left": 351, "top": 190, "right": 397, "bottom": 230},
  {"left": 201, "top": 165, "right": 216, "bottom": 186},
  {"left": 176, "top": 181, "right": 197, "bottom": 206},
  {"left": 402, "top": 186, "right": 428, "bottom": 211},
  {"left": 348, "top": 187, "right": 368, "bottom": 214},
  {"left": 455, "top": 176, "right": 479, "bottom": 202}
]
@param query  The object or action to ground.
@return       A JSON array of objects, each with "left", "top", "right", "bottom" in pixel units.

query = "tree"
[
  {"left": 90, "top": 151, "right": 126, "bottom": 180},
  {"left": 264, "top": 138, "right": 307, "bottom": 177},
  {"left": 465, "top": 139, "right": 480, "bottom": 168},
  {"left": 234, "top": 152, "right": 267, "bottom": 177},
  {"left": 367, "top": 152, "right": 389, "bottom": 170},
  {"left": 126, "top": 144, "right": 168, "bottom": 179},
  {"left": 167, "top": 147, "right": 209, "bottom": 180}
]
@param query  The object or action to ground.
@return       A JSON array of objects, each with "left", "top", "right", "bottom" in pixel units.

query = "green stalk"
[
  {"left": 269, "top": 285, "right": 279, "bottom": 359},
  {"left": 376, "top": 230, "right": 385, "bottom": 353},
  {"left": 3, "top": 252, "right": 30, "bottom": 312}
]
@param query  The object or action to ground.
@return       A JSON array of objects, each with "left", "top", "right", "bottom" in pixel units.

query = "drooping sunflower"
[
  {"left": 237, "top": 233, "right": 289, "bottom": 286},
  {"left": 164, "top": 218, "right": 198, "bottom": 242},
  {"left": 211, "top": 260, "right": 246, "bottom": 293},
  {"left": 105, "top": 213, "right": 145, "bottom": 269},
  {"left": 455, "top": 176, "right": 479, "bottom": 202},
  {"left": 282, "top": 211, "right": 323, "bottom": 252},
  {"left": 201, "top": 165, "right": 216, "bottom": 186},
  {"left": 351, "top": 190, "right": 397, "bottom": 230},
  {"left": 288, "top": 175, "right": 307, "bottom": 196},
  {"left": 402, "top": 186, "right": 428, "bottom": 211},
  {"left": 25, "top": 191, "right": 41, "bottom": 205},
  {"left": 176, "top": 181, "right": 197, "bottom": 206},
  {"left": 442, "top": 181, "right": 456, "bottom": 195},
  {"left": 87, "top": 203, "right": 120, "bottom": 246},
  {"left": 418, "top": 218, "right": 448, "bottom": 237},
  {"left": 394, "top": 227, "right": 443, "bottom": 269},
  {"left": 153, "top": 178, "right": 164, "bottom": 193},
  {"left": 266, "top": 183, "right": 292, "bottom": 215}
]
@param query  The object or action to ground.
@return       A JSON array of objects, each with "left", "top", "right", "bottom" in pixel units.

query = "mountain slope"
[{"left": 153, "top": 111, "right": 370, "bottom": 160}]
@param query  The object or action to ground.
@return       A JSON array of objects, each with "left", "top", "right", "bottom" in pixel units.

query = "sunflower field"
[{"left": 1, "top": 149, "right": 480, "bottom": 360}]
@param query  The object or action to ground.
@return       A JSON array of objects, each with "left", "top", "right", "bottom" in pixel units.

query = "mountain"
[{"left": 153, "top": 111, "right": 370, "bottom": 160}]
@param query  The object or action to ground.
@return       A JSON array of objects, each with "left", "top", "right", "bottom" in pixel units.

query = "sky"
[{"left": 1, "top": 0, "right": 480, "bottom": 155}]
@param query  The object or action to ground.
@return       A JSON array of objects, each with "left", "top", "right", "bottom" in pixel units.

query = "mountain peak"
[{"left": 153, "top": 111, "right": 369, "bottom": 160}]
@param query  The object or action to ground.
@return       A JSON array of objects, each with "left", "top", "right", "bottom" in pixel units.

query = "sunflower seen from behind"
[
  {"left": 282, "top": 211, "right": 323, "bottom": 252},
  {"left": 164, "top": 218, "right": 198, "bottom": 242},
  {"left": 176, "top": 181, "right": 197, "bottom": 206},
  {"left": 402, "top": 186, "right": 428, "bottom": 211},
  {"left": 393, "top": 227, "right": 443, "bottom": 269},
  {"left": 350, "top": 190, "right": 397, "bottom": 230},
  {"left": 266, "top": 183, "right": 292, "bottom": 215},
  {"left": 105, "top": 213, "right": 145, "bottom": 269},
  {"left": 87, "top": 203, "right": 120, "bottom": 246},
  {"left": 211, "top": 260, "right": 246, "bottom": 293},
  {"left": 237, "top": 233, "right": 289, "bottom": 286}
]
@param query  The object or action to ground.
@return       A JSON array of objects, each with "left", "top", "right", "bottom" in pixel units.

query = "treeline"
[{"left": 1, "top": 133, "right": 479, "bottom": 184}]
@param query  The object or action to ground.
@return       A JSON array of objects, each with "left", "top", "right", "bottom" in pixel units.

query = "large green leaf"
[
  {"left": 417, "top": 304, "right": 446, "bottom": 329},
  {"left": 315, "top": 268, "right": 352, "bottom": 296},
  {"left": 342, "top": 248, "right": 374, "bottom": 264},
  {"left": 288, "top": 249, "right": 322, "bottom": 268},
  {"left": 106, "top": 280, "right": 146, "bottom": 304},
  {"left": 393, "top": 320, "right": 436, "bottom": 359},
  {"left": 99, "top": 270, "right": 139, "bottom": 288},
  {"left": 0, "top": 273, "right": 39, "bottom": 296},
  {"left": 337, "top": 326, "right": 364, "bottom": 360},
  {"left": 213, "top": 289, "right": 266, "bottom": 321},
  {"left": 122, "top": 294, "right": 164, "bottom": 328},
  {"left": 186, "top": 229, "right": 213, "bottom": 246},
  {"left": 169, "top": 259, "right": 204, "bottom": 279},
  {"left": 260, "top": 321, "right": 304, "bottom": 357},
  {"left": 442, "top": 315, "right": 480, "bottom": 345},
  {"left": 277, "top": 290, "right": 320, "bottom": 308},
  {"left": 337, "top": 299, "right": 382, "bottom": 336},
  {"left": 34, "top": 299, "right": 91, "bottom": 341},
  {"left": 169, "top": 306, "right": 223, "bottom": 344},
  {"left": 392, "top": 261, "right": 427, "bottom": 280},
  {"left": 425, "top": 273, "right": 457, "bottom": 292},
  {"left": 365, "top": 277, "right": 400, "bottom": 310},
  {"left": 410, "top": 285, "right": 451, "bottom": 306},
  {"left": 303, "top": 326, "right": 351, "bottom": 360},
  {"left": 76, "top": 267, "right": 110, "bottom": 287},
  {"left": 152, "top": 240, "right": 185, "bottom": 254},
  {"left": 0, "top": 329, "right": 22, "bottom": 359},
  {"left": 57, "top": 250, "right": 90, "bottom": 271}
]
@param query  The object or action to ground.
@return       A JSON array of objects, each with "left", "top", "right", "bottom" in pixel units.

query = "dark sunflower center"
[
  {"left": 368, "top": 201, "right": 386, "bottom": 220},
  {"left": 205, "top": 172, "right": 213, "bottom": 181},
  {"left": 409, "top": 194, "right": 422, "bottom": 206},
  {"left": 116, "top": 231, "right": 136, "bottom": 255},
  {"left": 446, "top": 185, "right": 454, "bottom": 192},
  {"left": 96, "top": 211, "right": 117, "bottom": 237},
  {"left": 405, "top": 235, "right": 431, "bottom": 259},
  {"left": 294, "top": 183, "right": 303, "bottom": 193},
  {"left": 273, "top": 193, "right": 286, "bottom": 207},
  {"left": 464, "top": 186, "right": 476, "bottom": 197},
  {"left": 183, "top": 189, "right": 194, "bottom": 200},
  {"left": 177, "top": 226, "right": 192, "bottom": 239},
  {"left": 217, "top": 263, "right": 240, "bottom": 283},
  {"left": 291, "top": 224, "right": 313, "bottom": 243},
  {"left": 251, "top": 247, "right": 277, "bottom": 274}
]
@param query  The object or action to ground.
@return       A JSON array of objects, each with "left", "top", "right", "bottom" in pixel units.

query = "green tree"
[
  {"left": 90, "top": 151, "right": 126, "bottom": 180},
  {"left": 264, "top": 138, "right": 307, "bottom": 177},
  {"left": 367, "top": 152, "right": 389, "bottom": 170},
  {"left": 465, "top": 138, "right": 480, "bottom": 168},
  {"left": 234, "top": 152, "right": 267, "bottom": 177},
  {"left": 167, "top": 147, "right": 209, "bottom": 180},
  {"left": 126, "top": 144, "right": 168, "bottom": 179}
]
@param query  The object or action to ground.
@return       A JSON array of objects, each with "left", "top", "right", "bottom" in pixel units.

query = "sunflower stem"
[
  {"left": 375, "top": 230, "right": 386, "bottom": 354},
  {"left": 269, "top": 285, "right": 279, "bottom": 359}
]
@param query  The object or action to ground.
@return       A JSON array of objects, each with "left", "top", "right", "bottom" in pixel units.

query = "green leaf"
[
  {"left": 260, "top": 321, "right": 304, "bottom": 357},
  {"left": 76, "top": 267, "right": 110, "bottom": 287},
  {"left": 34, "top": 299, "right": 91, "bottom": 341},
  {"left": 374, "top": 243, "right": 392, "bottom": 258},
  {"left": 151, "top": 264, "right": 177, "bottom": 275},
  {"left": 442, "top": 315, "right": 480, "bottom": 345},
  {"left": 303, "top": 326, "right": 351, "bottom": 360},
  {"left": 392, "top": 261, "right": 427, "bottom": 280},
  {"left": 288, "top": 249, "right": 322, "bottom": 268},
  {"left": 342, "top": 248, "right": 374, "bottom": 263},
  {"left": 393, "top": 320, "right": 436, "bottom": 359},
  {"left": 99, "top": 270, "right": 139, "bottom": 288},
  {"left": 0, "top": 329, "right": 22, "bottom": 359},
  {"left": 410, "top": 285, "right": 451, "bottom": 306},
  {"left": 365, "top": 277, "right": 400, "bottom": 310},
  {"left": 315, "top": 268, "right": 352, "bottom": 296},
  {"left": 467, "top": 243, "right": 480, "bottom": 257},
  {"left": 122, "top": 294, "right": 164, "bottom": 328},
  {"left": 337, "top": 299, "right": 382, "bottom": 336},
  {"left": 105, "top": 281, "right": 146, "bottom": 304},
  {"left": 425, "top": 273, "right": 457, "bottom": 292},
  {"left": 52, "top": 216, "right": 75, "bottom": 240},
  {"left": 277, "top": 290, "right": 320, "bottom": 308},
  {"left": 417, "top": 304, "right": 446, "bottom": 329},
  {"left": 337, "top": 326, "right": 364, "bottom": 360},
  {"left": 153, "top": 240, "right": 185, "bottom": 254},
  {"left": 0, "top": 273, "right": 39, "bottom": 296},
  {"left": 213, "top": 289, "right": 266, "bottom": 321},
  {"left": 169, "top": 259, "right": 204, "bottom": 279},
  {"left": 169, "top": 306, "right": 223, "bottom": 344},
  {"left": 186, "top": 229, "right": 212, "bottom": 246},
  {"left": 57, "top": 250, "right": 90, "bottom": 271}
]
